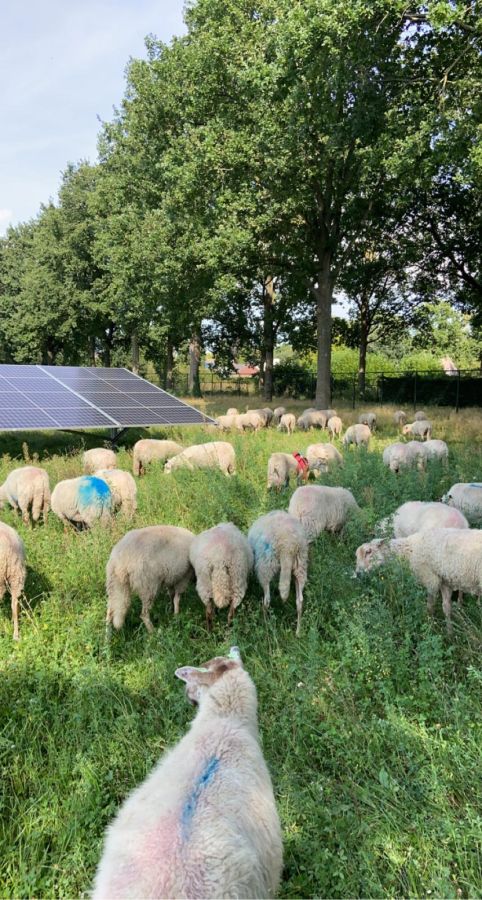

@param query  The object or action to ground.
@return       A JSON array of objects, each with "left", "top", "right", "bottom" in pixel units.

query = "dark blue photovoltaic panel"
[{"left": 0, "top": 409, "right": 58, "bottom": 429}]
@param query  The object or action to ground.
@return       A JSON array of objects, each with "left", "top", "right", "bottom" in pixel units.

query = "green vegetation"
[{"left": 0, "top": 406, "right": 481, "bottom": 898}]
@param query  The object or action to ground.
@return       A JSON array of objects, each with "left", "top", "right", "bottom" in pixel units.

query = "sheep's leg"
[
  {"left": 205, "top": 601, "right": 214, "bottom": 631},
  {"left": 11, "top": 590, "right": 20, "bottom": 641},
  {"left": 140, "top": 595, "right": 155, "bottom": 633},
  {"left": 295, "top": 577, "right": 304, "bottom": 638},
  {"left": 457, "top": 590, "right": 463, "bottom": 607},
  {"left": 22, "top": 508, "right": 30, "bottom": 527},
  {"left": 173, "top": 590, "right": 181, "bottom": 615},
  {"left": 227, "top": 599, "right": 236, "bottom": 625},
  {"left": 441, "top": 584, "right": 453, "bottom": 635},
  {"left": 426, "top": 591, "right": 437, "bottom": 617},
  {"left": 263, "top": 583, "right": 271, "bottom": 610}
]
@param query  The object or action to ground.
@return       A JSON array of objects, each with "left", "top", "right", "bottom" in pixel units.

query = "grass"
[{"left": 0, "top": 401, "right": 481, "bottom": 898}]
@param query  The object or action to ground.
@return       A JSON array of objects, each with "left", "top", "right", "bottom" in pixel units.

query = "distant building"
[{"left": 233, "top": 363, "right": 260, "bottom": 377}]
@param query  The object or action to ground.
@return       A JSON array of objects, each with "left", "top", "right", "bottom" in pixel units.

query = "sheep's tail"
[
  {"left": 33, "top": 481, "right": 50, "bottom": 523},
  {"left": 106, "top": 561, "right": 131, "bottom": 629},
  {"left": 212, "top": 562, "right": 232, "bottom": 609},
  {"left": 279, "top": 549, "right": 293, "bottom": 601}
]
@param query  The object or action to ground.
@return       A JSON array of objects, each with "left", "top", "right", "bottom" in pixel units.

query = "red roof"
[{"left": 235, "top": 365, "right": 259, "bottom": 377}]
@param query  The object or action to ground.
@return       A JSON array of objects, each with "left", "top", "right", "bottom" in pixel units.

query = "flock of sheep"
[{"left": 0, "top": 403, "right": 481, "bottom": 899}]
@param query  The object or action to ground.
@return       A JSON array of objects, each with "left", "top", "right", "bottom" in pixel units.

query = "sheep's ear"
[
  {"left": 228, "top": 646, "right": 242, "bottom": 664},
  {"left": 175, "top": 666, "right": 209, "bottom": 683}
]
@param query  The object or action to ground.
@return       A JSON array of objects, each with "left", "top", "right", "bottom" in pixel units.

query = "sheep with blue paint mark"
[
  {"left": 83, "top": 447, "right": 117, "bottom": 474},
  {"left": 51, "top": 475, "right": 113, "bottom": 529},
  {"left": 92, "top": 647, "right": 283, "bottom": 900},
  {"left": 94, "top": 469, "right": 137, "bottom": 518},
  {"left": 0, "top": 466, "right": 50, "bottom": 525},
  {"left": 249, "top": 510, "right": 309, "bottom": 636},
  {"left": 189, "top": 523, "right": 253, "bottom": 627}
]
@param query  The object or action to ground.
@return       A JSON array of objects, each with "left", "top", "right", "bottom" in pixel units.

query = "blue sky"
[{"left": 0, "top": 0, "right": 186, "bottom": 234}]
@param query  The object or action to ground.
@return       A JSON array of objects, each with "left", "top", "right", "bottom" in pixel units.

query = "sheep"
[
  {"left": 261, "top": 407, "right": 274, "bottom": 425},
  {"left": 106, "top": 525, "right": 195, "bottom": 633},
  {"left": 189, "top": 523, "right": 253, "bottom": 627},
  {"left": 442, "top": 482, "right": 482, "bottom": 526},
  {"left": 92, "top": 647, "right": 283, "bottom": 900},
  {"left": 355, "top": 528, "right": 482, "bottom": 633},
  {"left": 215, "top": 414, "right": 238, "bottom": 432},
  {"left": 382, "top": 501, "right": 469, "bottom": 539},
  {"left": 277, "top": 413, "right": 296, "bottom": 434},
  {"left": 343, "top": 423, "right": 371, "bottom": 449},
  {"left": 320, "top": 408, "right": 337, "bottom": 420},
  {"left": 94, "top": 469, "right": 137, "bottom": 518},
  {"left": 164, "top": 442, "right": 236, "bottom": 477},
  {"left": 51, "top": 476, "right": 113, "bottom": 529},
  {"left": 305, "top": 443, "right": 343, "bottom": 475},
  {"left": 0, "top": 466, "right": 50, "bottom": 525},
  {"left": 246, "top": 409, "right": 269, "bottom": 427},
  {"left": 327, "top": 415, "right": 343, "bottom": 440},
  {"left": 226, "top": 407, "right": 239, "bottom": 416},
  {"left": 248, "top": 510, "right": 309, "bottom": 636},
  {"left": 414, "top": 410, "right": 427, "bottom": 421},
  {"left": 272, "top": 406, "right": 287, "bottom": 426},
  {"left": 422, "top": 439, "right": 449, "bottom": 466},
  {"left": 0, "top": 522, "right": 26, "bottom": 641},
  {"left": 382, "top": 441, "right": 426, "bottom": 473},
  {"left": 266, "top": 452, "right": 312, "bottom": 490},
  {"left": 236, "top": 411, "right": 264, "bottom": 432},
  {"left": 289, "top": 484, "right": 360, "bottom": 541},
  {"left": 132, "top": 439, "right": 183, "bottom": 477},
  {"left": 297, "top": 410, "right": 327, "bottom": 431},
  {"left": 403, "top": 420, "right": 432, "bottom": 440},
  {"left": 358, "top": 411, "right": 377, "bottom": 431},
  {"left": 83, "top": 448, "right": 117, "bottom": 475},
  {"left": 393, "top": 410, "right": 407, "bottom": 428}
]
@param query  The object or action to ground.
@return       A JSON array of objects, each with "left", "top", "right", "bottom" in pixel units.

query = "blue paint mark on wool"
[
  {"left": 469, "top": 483, "right": 482, "bottom": 488},
  {"left": 251, "top": 531, "right": 273, "bottom": 563},
  {"left": 78, "top": 476, "right": 112, "bottom": 510},
  {"left": 181, "top": 756, "right": 220, "bottom": 839}
]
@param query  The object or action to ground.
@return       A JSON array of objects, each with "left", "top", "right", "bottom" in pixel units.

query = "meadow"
[{"left": 0, "top": 401, "right": 481, "bottom": 899}]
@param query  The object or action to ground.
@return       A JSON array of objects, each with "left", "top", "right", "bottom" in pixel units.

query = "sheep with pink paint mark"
[
  {"left": 92, "top": 647, "right": 283, "bottom": 900},
  {"left": 378, "top": 501, "right": 469, "bottom": 539}
]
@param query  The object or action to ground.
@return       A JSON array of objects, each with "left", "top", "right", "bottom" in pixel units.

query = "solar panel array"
[{"left": 0, "top": 365, "right": 213, "bottom": 431}]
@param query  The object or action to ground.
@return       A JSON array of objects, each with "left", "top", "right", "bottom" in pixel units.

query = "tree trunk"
[
  {"left": 358, "top": 311, "right": 369, "bottom": 395},
  {"left": 263, "top": 277, "right": 275, "bottom": 402},
  {"left": 103, "top": 324, "right": 114, "bottom": 367},
  {"left": 315, "top": 254, "right": 333, "bottom": 408},
  {"left": 188, "top": 330, "right": 202, "bottom": 397},
  {"left": 162, "top": 334, "right": 175, "bottom": 390},
  {"left": 131, "top": 332, "right": 140, "bottom": 374}
]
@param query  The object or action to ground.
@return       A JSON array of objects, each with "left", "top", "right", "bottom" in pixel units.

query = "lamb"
[
  {"left": 94, "top": 469, "right": 137, "bottom": 518},
  {"left": 92, "top": 647, "right": 283, "bottom": 900},
  {"left": 358, "top": 411, "right": 377, "bottom": 431},
  {"left": 289, "top": 484, "right": 359, "bottom": 541},
  {"left": 403, "top": 420, "right": 432, "bottom": 440},
  {"left": 327, "top": 415, "right": 343, "bottom": 440},
  {"left": 164, "top": 442, "right": 236, "bottom": 477},
  {"left": 266, "top": 452, "right": 312, "bottom": 490},
  {"left": 215, "top": 414, "right": 238, "bottom": 432},
  {"left": 277, "top": 413, "right": 296, "bottom": 434},
  {"left": 248, "top": 510, "right": 309, "bottom": 635},
  {"left": 0, "top": 522, "right": 26, "bottom": 641},
  {"left": 226, "top": 407, "right": 239, "bottom": 416},
  {"left": 422, "top": 439, "right": 449, "bottom": 466},
  {"left": 83, "top": 447, "right": 117, "bottom": 474},
  {"left": 382, "top": 501, "right": 469, "bottom": 539},
  {"left": 106, "top": 525, "right": 195, "bottom": 633},
  {"left": 272, "top": 406, "right": 287, "bottom": 426},
  {"left": 355, "top": 528, "right": 482, "bottom": 633},
  {"left": 132, "top": 439, "right": 183, "bottom": 476},
  {"left": 382, "top": 441, "right": 426, "bottom": 473},
  {"left": 393, "top": 410, "right": 407, "bottom": 428},
  {"left": 51, "top": 476, "right": 113, "bottom": 529},
  {"left": 442, "top": 482, "right": 482, "bottom": 526},
  {"left": 305, "top": 443, "right": 343, "bottom": 474},
  {"left": 343, "top": 423, "right": 371, "bottom": 449},
  {"left": 414, "top": 410, "right": 427, "bottom": 421},
  {"left": 236, "top": 411, "right": 264, "bottom": 432},
  {"left": 297, "top": 410, "right": 327, "bottom": 431},
  {"left": 189, "top": 523, "right": 253, "bottom": 627},
  {"left": 0, "top": 466, "right": 50, "bottom": 525}
]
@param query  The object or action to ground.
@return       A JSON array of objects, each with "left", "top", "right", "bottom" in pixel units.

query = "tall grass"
[{"left": 0, "top": 404, "right": 481, "bottom": 898}]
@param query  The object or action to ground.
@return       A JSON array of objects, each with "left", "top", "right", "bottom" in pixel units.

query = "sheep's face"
[
  {"left": 402, "top": 424, "right": 411, "bottom": 435},
  {"left": 442, "top": 491, "right": 453, "bottom": 506},
  {"left": 175, "top": 647, "right": 243, "bottom": 706},
  {"left": 355, "top": 539, "right": 387, "bottom": 574}
]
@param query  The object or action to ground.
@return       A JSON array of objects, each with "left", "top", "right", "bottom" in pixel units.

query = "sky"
[{"left": 0, "top": 0, "right": 186, "bottom": 235}]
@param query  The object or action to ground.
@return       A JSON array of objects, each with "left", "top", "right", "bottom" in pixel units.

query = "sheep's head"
[
  {"left": 402, "top": 424, "right": 412, "bottom": 435},
  {"left": 175, "top": 646, "right": 243, "bottom": 706},
  {"left": 355, "top": 539, "right": 388, "bottom": 574}
]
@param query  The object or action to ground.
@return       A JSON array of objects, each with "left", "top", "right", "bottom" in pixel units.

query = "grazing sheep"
[
  {"left": 343, "top": 423, "right": 371, "bottom": 449},
  {"left": 236, "top": 411, "right": 264, "bottom": 432},
  {"left": 0, "top": 466, "right": 50, "bottom": 525},
  {"left": 442, "top": 482, "right": 482, "bottom": 526},
  {"left": 382, "top": 441, "right": 426, "bottom": 473},
  {"left": 164, "top": 442, "right": 236, "bottom": 477},
  {"left": 0, "top": 522, "right": 26, "bottom": 641},
  {"left": 297, "top": 410, "right": 327, "bottom": 431},
  {"left": 358, "top": 411, "right": 377, "bottom": 431},
  {"left": 327, "top": 415, "right": 343, "bottom": 440},
  {"left": 403, "top": 420, "right": 432, "bottom": 440},
  {"left": 133, "top": 439, "right": 183, "bottom": 477},
  {"left": 277, "top": 413, "right": 296, "bottom": 434},
  {"left": 226, "top": 407, "right": 239, "bottom": 416},
  {"left": 261, "top": 407, "right": 274, "bottom": 424},
  {"left": 248, "top": 510, "right": 308, "bottom": 635},
  {"left": 423, "top": 439, "right": 449, "bottom": 466},
  {"left": 215, "top": 414, "right": 238, "bottom": 432},
  {"left": 289, "top": 484, "right": 359, "bottom": 541},
  {"left": 94, "top": 469, "right": 137, "bottom": 518},
  {"left": 382, "top": 501, "right": 469, "bottom": 539},
  {"left": 247, "top": 409, "right": 269, "bottom": 427},
  {"left": 267, "top": 452, "right": 312, "bottom": 490},
  {"left": 355, "top": 528, "right": 482, "bottom": 633},
  {"left": 305, "top": 443, "right": 343, "bottom": 474},
  {"left": 414, "top": 410, "right": 427, "bottom": 421},
  {"left": 189, "top": 523, "right": 253, "bottom": 627},
  {"left": 106, "top": 525, "right": 195, "bottom": 632},
  {"left": 92, "top": 648, "right": 283, "bottom": 900},
  {"left": 83, "top": 448, "right": 117, "bottom": 474},
  {"left": 393, "top": 410, "right": 407, "bottom": 428},
  {"left": 272, "top": 406, "right": 287, "bottom": 426},
  {"left": 320, "top": 408, "right": 337, "bottom": 420},
  {"left": 51, "top": 476, "right": 113, "bottom": 529}
]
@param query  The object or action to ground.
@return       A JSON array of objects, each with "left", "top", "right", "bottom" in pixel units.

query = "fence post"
[
  {"left": 455, "top": 370, "right": 460, "bottom": 413},
  {"left": 413, "top": 370, "right": 417, "bottom": 410},
  {"left": 352, "top": 375, "right": 356, "bottom": 409}
]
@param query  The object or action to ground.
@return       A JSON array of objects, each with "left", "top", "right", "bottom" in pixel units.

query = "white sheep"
[
  {"left": 132, "top": 439, "right": 183, "bottom": 476},
  {"left": 382, "top": 441, "right": 426, "bottom": 473},
  {"left": 261, "top": 407, "right": 274, "bottom": 424},
  {"left": 226, "top": 407, "right": 239, "bottom": 416},
  {"left": 442, "top": 482, "right": 482, "bottom": 526},
  {"left": 215, "top": 414, "right": 238, "bottom": 432},
  {"left": 382, "top": 501, "right": 469, "bottom": 539},
  {"left": 164, "top": 442, "right": 236, "bottom": 477},
  {"left": 236, "top": 411, "right": 264, "bottom": 432},
  {"left": 277, "top": 413, "right": 296, "bottom": 434},
  {"left": 106, "top": 525, "right": 195, "bottom": 633},
  {"left": 355, "top": 528, "right": 482, "bottom": 633},
  {"left": 289, "top": 484, "right": 360, "bottom": 541},
  {"left": 272, "top": 406, "right": 287, "bottom": 426},
  {"left": 343, "top": 423, "right": 371, "bottom": 449},
  {"left": 393, "top": 410, "right": 407, "bottom": 428},
  {"left": 0, "top": 522, "right": 26, "bottom": 641},
  {"left": 0, "top": 466, "right": 50, "bottom": 525},
  {"left": 305, "top": 443, "right": 343, "bottom": 474},
  {"left": 297, "top": 410, "right": 327, "bottom": 431},
  {"left": 246, "top": 409, "right": 269, "bottom": 427},
  {"left": 327, "top": 415, "right": 343, "bottom": 440},
  {"left": 51, "top": 476, "right": 113, "bottom": 529},
  {"left": 189, "top": 523, "right": 253, "bottom": 627},
  {"left": 92, "top": 648, "right": 283, "bottom": 900},
  {"left": 266, "top": 452, "right": 311, "bottom": 490},
  {"left": 403, "top": 420, "right": 432, "bottom": 440},
  {"left": 358, "top": 411, "right": 377, "bottom": 431},
  {"left": 83, "top": 447, "right": 117, "bottom": 474},
  {"left": 414, "top": 410, "right": 427, "bottom": 421},
  {"left": 94, "top": 469, "right": 137, "bottom": 518},
  {"left": 321, "top": 408, "right": 337, "bottom": 420},
  {"left": 248, "top": 510, "right": 309, "bottom": 635},
  {"left": 422, "top": 439, "right": 449, "bottom": 465}
]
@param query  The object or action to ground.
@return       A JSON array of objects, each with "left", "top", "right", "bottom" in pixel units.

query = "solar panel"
[{"left": 0, "top": 365, "right": 214, "bottom": 431}]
